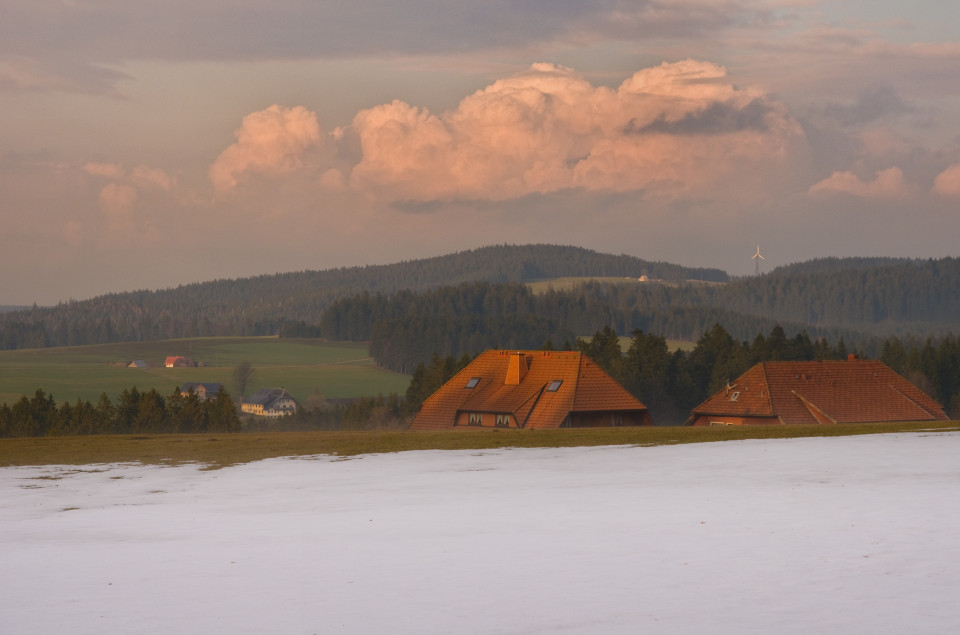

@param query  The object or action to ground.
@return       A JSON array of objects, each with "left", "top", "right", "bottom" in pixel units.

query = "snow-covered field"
[{"left": 2, "top": 432, "right": 959, "bottom": 634}]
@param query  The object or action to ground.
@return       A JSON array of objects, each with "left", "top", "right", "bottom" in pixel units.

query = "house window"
[
  {"left": 546, "top": 380, "right": 563, "bottom": 392},
  {"left": 468, "top": 413, "right": 482, "bottom": 426},
  {"left": 495, "top": 414, "right": 509, "bottom": 427},
  {"left": 465, "top": 377, "right": 481, "bottom": 389},
  {"left": 729, "top": 392, "right": 740, "bottom": 401}
]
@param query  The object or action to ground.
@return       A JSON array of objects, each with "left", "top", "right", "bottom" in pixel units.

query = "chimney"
[{"left": 505, "top": 352, "right": 528, "bottom": 385}]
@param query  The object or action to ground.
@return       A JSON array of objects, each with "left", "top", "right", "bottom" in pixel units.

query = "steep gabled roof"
[
  {"left": 691, "top": 359, "right": 947, "bottom": 424},
  {"left": 410, "top": 350, "right": 649, "bottom": 430}
]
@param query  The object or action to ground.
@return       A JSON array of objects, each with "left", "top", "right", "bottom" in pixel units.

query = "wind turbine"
[{"left": 752, "top": 245, "right": 766, "bottom": 276}]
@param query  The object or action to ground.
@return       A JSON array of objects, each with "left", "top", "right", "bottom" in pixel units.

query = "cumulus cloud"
[
  {"left": 209, "top": 105, "right": 323, "bottom": 191},
  {"left": 345, "top": 60, "right": 804, "bottom": 201},
  {"left": 98, "top": 183, "right": 139, "bottom": 216},
  {"left": 808, "top": 167, "right": 908, "bottom": 198},
  {"left": 933, "top": 163, "right": 960, "bottom": 197}
]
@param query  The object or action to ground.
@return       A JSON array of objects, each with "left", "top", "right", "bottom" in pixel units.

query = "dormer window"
[
  {"left": 546, "top": 380, "right": 563, "bottom": 392},
  {"left": 465, "top": 377, "right": 480, "bottom": 389}
]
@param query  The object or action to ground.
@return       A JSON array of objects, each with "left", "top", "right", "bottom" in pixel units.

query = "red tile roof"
[
  {"left": 409, "top": 350, "right": 650, "bottom": 430},
  {"left": 691, "top": 359, "right": 948, "bottom": 425}
]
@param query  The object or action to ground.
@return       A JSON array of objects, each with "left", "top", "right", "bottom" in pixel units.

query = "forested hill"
[
  {"left": 768, "top": 256, "right": 911, "bottom": 276},
  {"left": 0, "top": 245, "right": 725, "bottom": 349},
  {"left": 718, "top": 257, "right": 960, "bottom": 329},
  {"left": 2, "top": 246, "right": 957, "bottom": 351}
]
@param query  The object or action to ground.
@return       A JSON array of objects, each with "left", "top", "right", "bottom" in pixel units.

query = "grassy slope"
[
  {"left": 2, "top": 421, "right": 956, "bottom": 469},
  {"left": 0, "top": 337, "right": 410, "bottom": 406}
]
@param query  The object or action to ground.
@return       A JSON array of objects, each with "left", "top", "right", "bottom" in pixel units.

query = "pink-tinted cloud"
[
  {"left": 209, "top": 105, "right": 323, "bottom": 191},
  {"left": 130, "top": 165, "right": 174, "bottom": 191},
  {"left": 347, "top": 60, "right": 804, "bottom": 201},
  {"left": 98, "top": 183, "right": 138, "bottom": 216},
  {"left": 933, "top": 163, "right": 960, "bottom": 197},
  {"left": 808, "top": 166, "right": 908, "bottom": 199}
]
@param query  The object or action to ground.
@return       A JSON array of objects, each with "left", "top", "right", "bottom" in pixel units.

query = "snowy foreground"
[{"left": 3, "top": 432, "right": 960, "bottom": 635}]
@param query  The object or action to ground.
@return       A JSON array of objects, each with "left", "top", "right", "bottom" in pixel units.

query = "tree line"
[
  {"left": 0, "top": 386, "right": 240, "bottom": 438},
  {"left": 0, "top": 245, "right": 724, "bottom": 350}
]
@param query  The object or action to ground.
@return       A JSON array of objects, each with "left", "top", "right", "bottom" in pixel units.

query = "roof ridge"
[
  {"left": 790, "top": 389, "right": 837, "bottom": 424},
  {"left": 570, "top": 351, "right": 584, "bottom": 411},
  {"left": 758, "top": 362, "right": 776, "bottom": 416}
]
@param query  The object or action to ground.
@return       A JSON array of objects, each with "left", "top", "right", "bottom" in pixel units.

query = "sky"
[
  {"left": 3, "top": 432, "right": 959, "bottom": 633},
  {"left": 3, "top": 1, "right": 960, "bottom": 305}
]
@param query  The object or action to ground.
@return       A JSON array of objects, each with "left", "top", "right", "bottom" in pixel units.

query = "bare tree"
[{"left": 232, "top": 360, "right": 256, "bottom": 400}]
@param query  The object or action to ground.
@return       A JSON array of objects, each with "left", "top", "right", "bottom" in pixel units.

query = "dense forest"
[
  {"left": 0, "top": 245, "right": 724, "bottom": 349},
  {"left": 2, "top": 247, "right": 957, "bottom": 353},
  {"left": 317, "top": 281, "right": 852, "bottom": 372}
]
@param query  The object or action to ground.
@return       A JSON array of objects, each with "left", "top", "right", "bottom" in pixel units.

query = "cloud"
[
  {"left": 823, "top": 84, "right": 913, "bottom": 126},
  {"left": 933, "top": 163, "right": 960, "bottom": 197},
  {"left": 0, "top": 56, "right": 129, "bottom": 94},
  {"left": 209, "top": 105, "right": 323, "bottom": 191},
  {"left": 83, "top": 162, "right": 126, "bottom": 179},
  {"left": 808, "top": 166, "right": 908, "bottom": 198},
  {"left": 0, "top": 2, "right": 757, "bottom": 65},
  {"left": 98, "top": 183, "right": 138, "bottom": 216},
  {"left": 130, "top": 166, "right": 174, "bottom": 191},
  {"left": 628, "top": 99, "right": 773, "bottom": 135},
  {"left": 0, "top": 2, "right": 785, "bottom": 96},
  {"left": 344, "top": 60, "right": 803, "bottom": 201}
]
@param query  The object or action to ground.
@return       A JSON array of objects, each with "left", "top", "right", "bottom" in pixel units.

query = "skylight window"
[
  {"left": 465, "top": 377, "right": 481, "bottom": 389},
  {"left": 546, "top": 380, "right": 563, "bottom": 392},
  {"left": 729, "top": 392, "right": 740, "bottom": 401}
]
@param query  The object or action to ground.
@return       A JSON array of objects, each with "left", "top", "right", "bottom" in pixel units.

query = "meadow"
[
  {"left": 0, "top": 337, "right": 410, "bottom": 407},
  {"left": 2, "top": 419, "right": 956, "bottom": 469}
]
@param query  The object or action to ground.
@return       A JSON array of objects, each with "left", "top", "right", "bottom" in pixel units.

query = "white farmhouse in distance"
[{"left": 241, "top": 388, "right": 298, "bottom": 417}]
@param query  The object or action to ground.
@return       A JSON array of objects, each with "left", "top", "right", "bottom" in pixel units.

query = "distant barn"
[{"left": 164, "top": 356, "right": 196, "bottom": 368}]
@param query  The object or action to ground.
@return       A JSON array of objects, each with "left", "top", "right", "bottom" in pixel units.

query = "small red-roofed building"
[
  {"left": 164, "top": 356, "right": 196, "bottom": 368},
  {"left": 409, "top": 349, "right": 652, "bottom": 430},
  {"left": 688, "top": 357, "right": 948, "bottom": 426}
]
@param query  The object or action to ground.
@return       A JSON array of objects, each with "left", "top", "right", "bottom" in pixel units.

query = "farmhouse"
[
  {"left": 688, "top": 357, "right": 948, "bottom": 426},
  {"left": 241, "top": 388, "right": 298, "bottom": 417},
  {"left": 128, "top": 360, "right": 148, "bottom": 368},
  {"left": 178, "top": 382, "right": 224, "bottom": 402},
  {"left": 164, "top": 356, "right": 196, "bottom": 368},
  {"left": 409, "top": 349, "right": 652, "bottom": 430}
]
